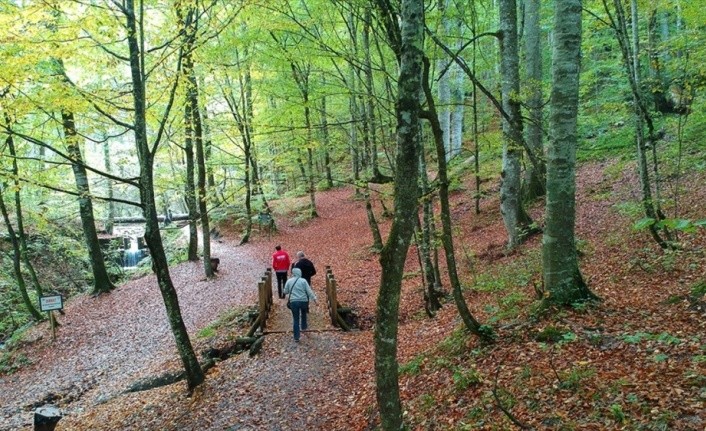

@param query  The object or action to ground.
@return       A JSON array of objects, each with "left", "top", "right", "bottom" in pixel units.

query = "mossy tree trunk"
[{"left": 374, "top": 0, "right": 424, "bottom": 428}]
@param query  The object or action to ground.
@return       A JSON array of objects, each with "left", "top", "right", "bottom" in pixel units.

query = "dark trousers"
[
  {"left": 290, "top": 301, "right": 308, "bottom": 341},
  {"left": 276, "top": 271, "right": 287, "bottom": 298}
]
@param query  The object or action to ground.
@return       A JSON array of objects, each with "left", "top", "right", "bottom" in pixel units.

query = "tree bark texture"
[
  {"left": 189, "top": 70, "right": 213, "bottom": 278},
  {"left": 184, "top": 83, "right": 199, "bottom": 261},
  {"left": 418, "top": 148, "right": 442, "bottom": 313},
  {"left": 522, "top": 0, "right": 546, "bottom": 202},
  {"left": 437, "top": 0, "right": 452, "bottom": 161},
  {"left": 499, "top": 0, "right": 532, "bottom": 249},
  {"left": 374, "top": 0, "right": 423, "bottom": 429},
  {"left": 364, "top": 192, "right": 384, "bottom": 251},
  {"left": 179, "top": 4, "right": 199, "bottom": 262},
  {"left": 363, "top": 7, "right": 381, "bottom": 178},
  {"left": 102, "top": 140, "right": 115, "bottom": 235},
  {"left": 543, "top": 0, "right": 597, "bottom": 305},
  {"left": 319, "top": 88, "right": 334, "bottom": 189}
]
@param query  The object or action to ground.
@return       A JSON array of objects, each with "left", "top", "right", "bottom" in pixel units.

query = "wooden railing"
[
  {"left": 247, "top": 268, "right": 273, "bottom": 337},
  {"left": 324, "top": 266, "right": 352, "bottom": 331}
]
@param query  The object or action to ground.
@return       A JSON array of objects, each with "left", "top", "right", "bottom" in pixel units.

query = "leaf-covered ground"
[{"left": 0, "top": 160, "right": 704, "bottom": 430}]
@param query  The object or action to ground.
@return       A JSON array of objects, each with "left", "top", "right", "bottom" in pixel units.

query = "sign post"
[{"left": 39, "top": 295, "right": 63, "bottom": 340}]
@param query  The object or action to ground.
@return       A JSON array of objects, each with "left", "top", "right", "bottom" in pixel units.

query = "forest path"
[{"left": 0, "top": 187, "right": 378, "bottom": 430}]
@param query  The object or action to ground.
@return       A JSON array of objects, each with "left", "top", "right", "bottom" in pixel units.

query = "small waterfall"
[{"left": 122, "top": 236, "right": 145, "bottom": 268}]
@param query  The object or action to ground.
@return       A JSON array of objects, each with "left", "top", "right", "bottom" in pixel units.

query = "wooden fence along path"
[
  {"left": 205, "top": 265, "right": 357, "bottom": 360},
  {"left": 247, "top": 269, "right": 274, "bottom": 337},
  {"left": 246, "top": 265, "right": 354, "bottom": 338},
  {"left": 324, "top": 266, "right": 353, "bottom": 331}
]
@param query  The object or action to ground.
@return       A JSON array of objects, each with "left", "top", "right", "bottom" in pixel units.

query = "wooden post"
[
  {"left": 265, "top": 268, "right": 273, "bottom": 303},
  {"left": 330, "top": 277, "right": 339, "bottom": 327},
  {"left": 49, "top": 311, "right": 56, "bottom": 341},
  {"left": 258, "top": 280, "right": 266, "bottom": 332},
  {"left": 325, "top": 273, "right": 334, "bottom": 324},
  {"left": 325, "top": 266, "right": 333, "bottom": 292}
]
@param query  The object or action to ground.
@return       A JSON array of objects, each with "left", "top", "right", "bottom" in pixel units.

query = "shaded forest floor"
[{"left": 0, "top": 159, "right": 705, "bottom": 430}]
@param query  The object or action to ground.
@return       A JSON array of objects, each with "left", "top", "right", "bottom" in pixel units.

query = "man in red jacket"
[{"left": 272, "top": 245, "right": 291, "bottom": 299}]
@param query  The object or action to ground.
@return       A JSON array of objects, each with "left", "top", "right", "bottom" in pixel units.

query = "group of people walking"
[{"left": 272, "top": 245, "right": 318, "bottom": 342}]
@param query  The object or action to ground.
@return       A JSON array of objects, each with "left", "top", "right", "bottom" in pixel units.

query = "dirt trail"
[{"left": 0, "top": 188, "right": 378, "bottom": 430}]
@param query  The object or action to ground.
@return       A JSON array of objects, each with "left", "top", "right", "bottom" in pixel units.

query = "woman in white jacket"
[{"left": 284, "top": 267, "right": 318, "bottom": 342}]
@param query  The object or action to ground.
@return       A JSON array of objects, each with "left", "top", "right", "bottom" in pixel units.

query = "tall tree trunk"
[
  {"left": 0, "top": 129, "right": 44, "bottom": 321},
  {"left": 0, "top": 185, "right": 43, "bottom": 321},
  {"left": 543, "top": 0, "right": 598, "bottom": 305},
  {"left": 471, "top": 1, "right": 481, "bottom": 215},
  {"left": 522, "top": 0, "right": 546, "bottom": 202},
  {"left": 647, "top": 9, "right": 672, "bottom": 113},
  {"left": 437, "top": 0, "right": 452, "bottom": 161},
  {"left": 363, "top": 7, "right": 381, "bottom": 179},
  {"left": 418, "top": 146, "right": 442, "bottom": 314},
  {"left": 285, "top": 57, "right": 318, "bottom": 218},
  {"left": 374, "top": 1, "right": 424, "bottom": 428},
  {"left": 603, "top": 0, "right": 670, "bottom": 248},
  {"left": 305, "top": 127, "right": 318, "bottom": 218},
  {"left": 449, "top": 50, "right": 465, "bottom": 159},
  {"left": 241, "top": 51, "right": 272, "bottom": 222},
  {"left": 347, "top": 9, "right": 361, "bottom": 195},
  {"left": 499, "top": 0, "right": 532, "bottom": 249},
  {"left": 421, "top": 57, "right": 488, "bottom": 338},
  {"left": 178, "top": 4, "right": 199, "bottom": 262},
  {"left": 61, "top": 110, "right": 115, "bottom": 294},
  {"left": 47, "top": 25, "right": 115, "bottom": 294},
  {"left": 188, "top": 68, "right": 213, "bottom": 278},
  {"left": 180, "top": 0, "right": 212, "bottom": 276},
  {"left": 184, "top": 81, "right": 199, "bottom": 261},
  {"left": 448, "top": 1, "right": 465, "bottom": 159},
  {"left": 199, "top": 76, "right": 216, "bottom": 191},
  {"left": 125, "top": 0, "right": 204, "bottom": 390},
  {"left": 319, "top": 85, "right": 334, "bottom": 189},
  {"left": 5, "top": 124, "right": 46, "bottom": 299},
  {"left": 102, "top": 140, "right": 115, "bottom": 235},
  {"left": 364, "top": 191, "right": 383, "bottom": 251},
  {"left": 222, "top": 52, "right": 263, "bottom": 244}
]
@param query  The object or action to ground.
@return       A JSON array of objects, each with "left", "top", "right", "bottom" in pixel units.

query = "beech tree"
[
  {"left": 543, "top": 0, "right": 598, "bottom": 305},
  {"left": 373, "top": 0, "right": 423, "bottom": 428},
  {"left": 522, "top": 0, "right": 546, "bottom": 202},
  {"left": 122, "top": 0, "right": 204, "bottom": 389},
  {"left": 499, "top": 0, "right": 533, "bottom": 249}
]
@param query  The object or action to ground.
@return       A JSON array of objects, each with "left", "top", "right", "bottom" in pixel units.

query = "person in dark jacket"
[{"left": 292, "top": 250, "right": 316, "bottom": 286}]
